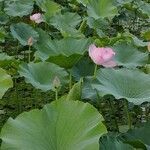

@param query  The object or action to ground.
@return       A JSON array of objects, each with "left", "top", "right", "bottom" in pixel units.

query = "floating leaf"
[
  {"left": 10, "top": 23, "right": 39, "bottom": 46},
  {"left": 92, "top": 68, "right": 150, "bottom": 105},
  {"left": 0, "top": 100, "right": 107, "bottom": 150},
  {"left": 0, "top": 68, "right": 13, "bottom": 99},
  {"left": 19, "top": 62, "right": 68, "bottom": 91}
]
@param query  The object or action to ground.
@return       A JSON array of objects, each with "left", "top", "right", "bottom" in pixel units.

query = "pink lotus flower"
[
  {"left": 30, "top": 13, "right": 43, "bottom": 24},
  {"left": 89, "top": 44, "right": 117, "bottom": 68}
]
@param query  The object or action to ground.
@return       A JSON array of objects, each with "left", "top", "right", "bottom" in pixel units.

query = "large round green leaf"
[
  {"left": 57, "top": 26, "right": 84, "bottom": 38},
  {"left": 47, "top": 54, "right": 83, "bottom": 69},
  {"left": 46, "top": 36, "right": 90, "bottom": 68},
  {"left": 138, "top": 1, "right": 150, "bottom": 18},
  {"left": 0, "top": 68, "right": 13, "bottom": 99},
  {"left": 50, "top": 12, "right": 81, "bottom": 29},
  {"left": 113, "top": 42, "right": 148, "bottom": 68},
  {"left": 142, "top": 29, "right": 150, "bottom": 40},
  {"left": 4, "top": 0, "right": 34, "bottom": 17},
  {"left": 100, "top": 122, "right": 150, "bottom": 150},
  {"left": 0, "top": 52, "right": 14, "bottom": 67},
  {"left": 34, "top": 29, "right": 90, "bottom": 68},
  {"left": 0, "top": 100, "right": 107, "bottom": 150},
  {"left": 116, "top": 0, "right": 132, "bottom": 5},
  {"left": 36, "top": 0, "right": 61, "bottom": 21},
  {"left": 121, "top": 121, "right": 150, "bottom": 149},
  {"left": 92, "top": 69, "right": 150, "bottom": 104},
  {"left": 10, "top": 23, "right": 39, "bottom": 46},
  {"left": 0, "top": 27, "right": 7, "bottom": 43},
  {"left": 0, "top": 12, "right": 9, "bottom": 25},
  {"left": 49, "top": 12, "right": 83, "bottom": 38},
  {"left": 18, "top": 62, "right": 68, "bottom": 91},
  {"left": 0, "top": 53, "right": 13, "bottom": 61},
  {"left": 33, "top": 29, "right": 51, "bottom": 60},
  {"left": 71, "top": 57, "right": 95, "bottom": 81},
  {"left": 87, "top": 0, "right": 118, "bottom": 19},
  {"left": 87, "top": 17, "right": 109, "bottom": 38},
  {"left": 82, "top": 77, "right": 98, "bottom": 101}
]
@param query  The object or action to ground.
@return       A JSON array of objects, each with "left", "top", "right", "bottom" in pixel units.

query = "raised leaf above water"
[
  {"left": 0, "top": 68, "right": 13, "bottom": 99},
  {"left": 113, "top": 42, "right": 148, "bottom": 68},
  {"left": 92, "top": 68, "right": 150, "bottom": 105},
  {"left": 76, "top": 0, "right": 89, "bottom": 6},
  {"left": 4, "top": 0, "right": 34, "bottom": 17},
  {"left": 99, "top": 133, "right": 134, "bottom": 150},
  {"left": 50, "top": 12, "right": 81, "bottom": 29},
  {"left": 49, "top": 12, "right": 83, "bottom": 38},
  {"left": 87, "top": 0, "right": 118, "bottom": 19},
  {"left": 0, "top": 100, "right": 107, "bottom": 150},
  {"left": 36, "top": 0, "right": 61, "bottom": 21},
  {"left": 34, "top": 29, "right": 90, "bottom": 68},
  {"left": 121, "top": 121, "right": 150, "bottom": 149},
  {"left": 19, "top": 62, "right": 68, "bottom": 91},
  {"left": 10, "top": 23, "right": 39, "bottom": 46}
]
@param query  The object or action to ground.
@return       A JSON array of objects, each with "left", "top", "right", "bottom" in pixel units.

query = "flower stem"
[
  {"left": 69, "top": 72, "right": 72, "bottom": 90},
  {"left": 93, "top": 65, "right": 98, "bottom": 79},
  {"left": 79, "top": 19, "right": 86, "bottom": 33},
  {"left": 124, "top": 100, "right": 132, "bottom": 129},
  {"left": 28, "top": 46, "right": 31, "bottom": 63},
  {"left": 55, "top": 89, "right": 58, "bottom": 101},
  {"left": 15, "top": 42, "right": 19, "bottom": 59}
]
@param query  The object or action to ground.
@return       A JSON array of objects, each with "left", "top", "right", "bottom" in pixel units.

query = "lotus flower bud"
[
  {"left": 141, "top": 107, "right": 146, "bottom": 112},
  {"left": 89, "top": 44, "right": 117, "bottom": 68},
  {"left": 53, "top": 76, "right": 61, "bottom": 89},
  {"left": 30, "top": 13, "right": 43, "bottom": 24},
  {"left": 28, "top": 37, "right": 34, "bottom": 46}
]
